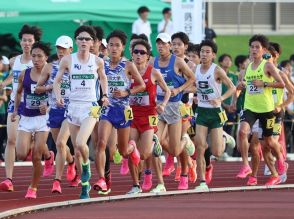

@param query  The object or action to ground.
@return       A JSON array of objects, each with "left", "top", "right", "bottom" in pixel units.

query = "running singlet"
[
  {"left": 195, "top": 63, "right": 222, "bottom": 108},
  {"left": 11, "top": 55, "right": 33, "bottom": 101},
  {"left": 22, "top": 68, "right": 48, "bottom": 117},
  {"left": 48, "top": 61, "right": 70, "bottom": 109},
  {"left": 104, "top": 59, "right": 131, "bottom": 106},
  {"left": 130, "top": 65, "right": 156, "bottom": 116},
  {"left": 154, "top": 54, "right": 186, "bottom": 102},
  {"left": 244, "top": 60, "right": 274, "bottom": 113},
  {"left": 69, "top": 53, "right": 99, "bottom": 102}
]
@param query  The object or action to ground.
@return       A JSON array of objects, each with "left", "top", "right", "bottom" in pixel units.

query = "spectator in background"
[
  {"left": 204, "top": 19, "right": 216, "bottom": 42},
  {"left": 157, "top": 7, "right": 173, "bottom": 36},
  {"left": 132, "top": 6, "right": 152, "bottom": 48},
  {"left": 0, "top": 56, "right": 9, "bottom": 161},
  {"left": 219, "top": 54, "right": 238, "bottom": 138},
  {"left": 1, "top": 56, "right": 9, "bottom": 72},
  {"left": 290, "top": 54, "right": 294, "bottom": 71}
]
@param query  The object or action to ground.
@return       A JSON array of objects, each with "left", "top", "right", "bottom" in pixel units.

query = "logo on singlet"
[
  {"left": 74, "top": 64, "right": 81, "bottom": 70},
  {"left": 88, "top": 65, "right": 93, "bottom": 71}
]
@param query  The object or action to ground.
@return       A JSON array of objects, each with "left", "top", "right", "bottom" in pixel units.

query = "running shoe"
[
  {"left": 93, "top": 178, "right": 107, "bottom": 192},
  {"left": 113, "top": 149, "right": 123, "bottom": 164},
  {"left": 43, "top": 151, "right": 55, "bottom": 177},
  {"left": 142, "top": 173, "right": 152, "bottom": 191},
  {"left": 120, "top": 158, "right": 129, "bottom": 175},
  {"left": 52, "top": 179, "right": 62, "bottom": 194},
  {"left": 80, "top": 182, "right": 91, "bottom": 199},
  {"left": 280, "top": 162, "right": 289, "bottom": 183},
  {"left": 265, "top": 176, "right": 281, "bottom": 186},
  {"left": 223, "top": 131, "right": 236, "bottom": 150},
  {"left": 150, "top": 184, "right": 166, "bottom": 193},
  {"left": 264, "top": 164, "right": 271, "bottom": 176},
  {"left": 174, "top": 167, "right": 181, "bottom": 182},
  {"left": 98, "top": 173, "right": 112, "bottom": 195},
  {"left": 129, "top": 140, "right": 140, "bottom": 165},
  {"left": 162, "top": 154, "right": 175, "bottom": 176},
  {"left": 127, "top": 186, "right": 142, "bottom": 195},
  {"left": 236, "top": 165, "right": 252, "bottom": 179},
  {"left": 0, "top": 179, "right": 14, "bottom": 192},
  {"left": 195, "top": 182, "right": 209, "bottom": 191},
  {"left": 182, "top": 133, "right": 195, "bottom": 156},
  {"left": 81, "top": 161, "right": 91, "bottom": 183},
  {"left": 152, "top": 134, "right": 162, "bottom": 157},
  {"left": 25, "top": 187, "right": 37, "bottom": 199},
  {"left": 188, "top": 160, "right": 197, "bottom": 183},
  {"left": 247, "top": 176, "right": 257, "bottom": 186},
  {"left": 277, "top": 159, "right": 287, "bottom": 175},
  {"left": 70, "top": 174, "right": 81, "bottom": 187},
  {"left": 66, "top": 162, "right": 76, "bottom": 182},
  {"left": 205, "top": 164, "right": 214, "bottom": 185},
  {"left": 178, "top": 176, "right": 188, "bottom": 190}
]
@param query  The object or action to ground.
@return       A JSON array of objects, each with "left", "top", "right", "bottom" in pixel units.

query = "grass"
[{"left": 216, "top": 35, "right": 294, "bottom": 71}]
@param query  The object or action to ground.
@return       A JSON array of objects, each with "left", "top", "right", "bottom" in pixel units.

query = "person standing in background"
[{"left": 157, "top": 7, "right": 173, "bottom": 36}]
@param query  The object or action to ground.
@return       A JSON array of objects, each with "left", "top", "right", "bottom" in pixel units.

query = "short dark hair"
[
  {"left": 138, "top": 34, "right": 148, "bottom": 42},
  {"left": 137, "top": 6, "right": 150, "bottom": 14},
  {"left": 187, "top": 43, "right": 200, "bottom": 57},
  {"left": 132, "top": 39, "right": 151, "bottom": 56},
  {"left": 268, "top": 45, "right": 277, "bottom": 58},
  {"left": 18, "top": 24, "right": 42, "bottom": 42},
  {"left": 106, "top": 30, "right": 127, "bottom": 46},
  {"left": 249, "top": 34, "right": 269, "bottom": 49},
  {"left": 218, "top": 53, "right": 232, "bottom": 63},
  {"left": 290, "top": 54, "right": 294, "bottom": 62},
  {"left": 0, "top": 56, "right": 3, "bottom": 62},
  {"left": 74, "top": 25, "right": 97, "bottom": 41},
  {"left": 92, "top": 26, "right": 104, "bottom": 41},
  {"left": 269, "top": 42, "right": 281, "bottom": 55},
  {"left": 130, "top": 34, "right": 139, "bottom": 41},
  {"left": 234, "top": 55, "right": 248, "bottom": 68},
  {"left": 162, "top": 7, "right": 171, "bottom": 14},
  {"left": 31, "top": 41, "right": 51, "bottom": 57},
  {"left": 280, "top": 60, "right": 291, "bottom": 68},
  {"left": 199, "top": 39, "right": 217, "bottom": 54},
  {"left": 171, "top": 32, "right": 190, "bottom": 45}
]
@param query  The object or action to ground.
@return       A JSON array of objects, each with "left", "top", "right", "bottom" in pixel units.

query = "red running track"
[{"left": 0, "top": 161, "right": 293, "bottom": 217}]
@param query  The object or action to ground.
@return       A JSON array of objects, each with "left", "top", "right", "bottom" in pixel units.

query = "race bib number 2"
[
  {"left": 148, "top": 115, "right": 158, "bottom": 127},
  {"left": 124, "top": 106, "right": 133, "bottom": 121}
]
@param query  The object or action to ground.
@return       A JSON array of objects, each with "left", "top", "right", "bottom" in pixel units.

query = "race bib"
[
  {"left": 273, "top": 123, "right": 281, "bottom": 134},
  {"left": 266, "top": 118, "right": 275, "bottom": 129},
  {"left": 247, "top": 82, "right": 264, "bottom": 94},
  {"left": 26, "top": 94, "right": 47, "bottom": 109},
  {"left": 71, "top": 74, "right": 94, "bottom": 91},
  {"left": 130, "top": 91, "right": 150, "bottom": 106},
  {"left": 90, "top": 105, "right": 101, "bottom": 118},
  {"left": 148, "top": 115, "right": 158, "bottom": 127},
  {"left": 218, "top": 110, "right": 228, "bottom": 124},
  {"left": 124, "top": 106, "right": 133, "bottom": 121},
  {"left": 179, "top": 103, "right": 191, "bottom": 118},
  {"left": 108, "top": 78, "right": 125, "bottom": 94}
]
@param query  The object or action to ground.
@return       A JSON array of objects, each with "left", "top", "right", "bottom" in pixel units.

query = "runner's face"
[
  {"left": 31, "top": 48, "right": 47, "bottom": 69},
  {"left": 250, "top": 41, "right": 265, "bottom": 60},
  {"left": 187, "top": 52, "right": 200, "bottom": 65},
  {"left": 220, "top": 56, "right": 232, "bottom": 69},
  {"left": 200, "top": 46, "right": 215, "bottom": 64},
  {"left": 108, "top": 37, "right": 124, "bottom": 59},
  {"left": 90, "top": 40, "right": 101, "bottom": 55},
  {"left": 20, "top": 34, "right": 35, "bottom": 54},
  {"left": 132, "top": 44, "right": 148, "bottom": 65},
  {"left": 76, "top": 32, "right": 94, "bottom": 52},
  {"left": 56, "top": 46, "right": 72, "bottom": 60},
  {"left": 156, "top": 40, "right": 171, "bottom": 56},
  {"left": 171, "top": 38, "right": 186, "bottom": 57}
]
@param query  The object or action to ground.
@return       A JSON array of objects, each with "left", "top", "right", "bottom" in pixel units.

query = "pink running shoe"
[
  {"left": 120, "top": 158, "right": 129, "bottom": 175},
  {"left": 70, "top": 175, "right": 81, "bottom": 187},
  {"left": 93, "top": 178, "right": 107, "bottom": 192},
  {"left": 178, "top": 176, "right": 188, "bottom": 190},
  {"left": 0, "top": 179, "right": 14, "bottom": 192},
  {"left": 52, "top": 180, "right": 62, "bottom": 194},
  {"left": 277, "top": 159, "right": 287, "bottom": 175},
  {"left": 174, "top": 167, "right": 181, "bottom": 182},
  {"left": 43, "top": 151, "right": 55, "bottom": 177},
  {"left": 25, "top": 187, "right": 37, "bottom": 199},
  {"left": 236, "top": 165, "right": 252, "bottom": 179},
  {"left": 129, "top": 140, "right": 140, "bottom": 166},
  {"left": 247, "top": 176, "right": 257, "bottom": 186},
  {"left": 163, "top": 155, "right": 175, "bottom": 177},
  {"left": 66, "top": 162, "right": 76, "bottom": 182},
  {"left": 265, "top": 176, "right": 281, "bottom": 186},
  {"left": 142, "top": 174, "right": 152, "bottom": 191},
  {"left": 205, "top": 164, "right": 214, "bottom": 185}
]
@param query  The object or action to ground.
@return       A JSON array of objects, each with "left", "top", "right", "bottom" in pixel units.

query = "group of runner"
[{"left": 0, "top": 24, "right": 292, "bottom": 199}]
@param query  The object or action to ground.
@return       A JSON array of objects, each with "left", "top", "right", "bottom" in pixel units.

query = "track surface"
[{"left": 1, "top": 161, "right": 293, "bottom": 218}]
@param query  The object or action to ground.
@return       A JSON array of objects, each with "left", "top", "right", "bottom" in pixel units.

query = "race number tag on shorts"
[
  {"left": 90, "top": 106, "right": 101, "bottom": 118},
  {"left": 179, "top": 104, "right": 190, "bottom": 118},
  {"left": 124, "top": 106, "right": 133, "bottom": 121},
  {"left": 148, "top": 115, "right": 158, "bottom": 127},
  {"left": 273, "top": 123, "right": 281, "bottom": 134},
  {"left": 266, "top": 118, "right": 275, "bottom": 129},
  {"left": 218, "top": 110, "right": 228, "bottom": 124}
]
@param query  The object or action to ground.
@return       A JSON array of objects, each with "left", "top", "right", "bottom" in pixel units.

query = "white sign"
[{"left": 172, "top": 0, "right": 204, "bottom": 43}]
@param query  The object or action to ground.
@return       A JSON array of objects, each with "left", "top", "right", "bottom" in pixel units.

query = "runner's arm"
[
  {"left": 216, "top": 66, "right": 236, "bottom": 102},
  {"left": 153, "top": 68, "right": 171, "bottom": 107},
  {"left": 264, "top": 62, "right": 285, "bottom": 88},
  {"left": 277, "top": 71, "right": 294, "bottom": 110},
  {"left": 35, "top": 63, "right": 51, "bottom": 94},
  {"left": 13, "top": 70, "right": 25, "bottom": 114},
  {"left": 53, "top": 57, "right": 68, "bottom": 105},
  {"left": 126, "top": 61, "right": 146, "bottom": 95}
]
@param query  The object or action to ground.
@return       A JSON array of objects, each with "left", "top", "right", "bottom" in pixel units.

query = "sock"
[{"left": 144, "top": 169, "right": 152, "bottom": 175}]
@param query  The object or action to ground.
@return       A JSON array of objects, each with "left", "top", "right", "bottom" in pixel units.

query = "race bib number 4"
[
  {"left": 148, "top": 115, "right": 158, "bottom": 126},
  {"left": 124, "top": 106, "right": 133, "bottom": 121}
]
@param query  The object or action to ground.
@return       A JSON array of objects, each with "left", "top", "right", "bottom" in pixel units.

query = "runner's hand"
[
  {"left": 39, "top": 104, "right": 48, "bottom": 115},
  {"left": 156, "top": 103, "right": 165, "bottom": 114},
  {"left": 170, "top": 88, "right": 179, "bottom": 97},
  {"left": 56, "top": 98, "right": 64, "bottom": 107},
  {"left": 252, "top": 80, "right": 264, "bottom": 88},
  {"left": 113, "top": 89, "right": 128, "bottom": 98},
  {"left": 209, "top": 97, "right": 222, "bottom": 107},
  {"left": 101, "top": 96, "right": 109, "bottom": 106},
  {"left": 11, "top": 111, "right": 18, "bottom": 122}
]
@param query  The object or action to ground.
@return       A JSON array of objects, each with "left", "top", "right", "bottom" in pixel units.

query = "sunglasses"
[
  {"left": 76, "top": 37, "right": 93, "bottom": 41},
  {"left": 133, "top": 49, "right": 148, "bottom": 55}
]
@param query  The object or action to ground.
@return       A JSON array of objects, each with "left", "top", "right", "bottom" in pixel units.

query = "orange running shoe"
[
  {"left": 205, "top": 164, "right": 214, "bottom": 185},
  {"left": 174, "top": 167, "right": 181, "bottom": 182},
  {"left": 189, "top": 160, "right": 197, "bottom": 183}
]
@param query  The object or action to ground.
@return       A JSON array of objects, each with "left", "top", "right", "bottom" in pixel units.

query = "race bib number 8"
[
  {"left": 124, "top": 106, "right": 133, "bottom": 121},
  {"left": 148, "top": 115, "right": 158, "bottom": 127},
  {"left": 218, "top": 110, "right": 228, "bottom": 124}
]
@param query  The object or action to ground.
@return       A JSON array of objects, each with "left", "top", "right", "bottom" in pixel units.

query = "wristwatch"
[
  {"left": 264, "top": 82, "right": 268, "bottom": 87},
  {"left": 102, "top": 94, "right": 108, "bottom": 98}
]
